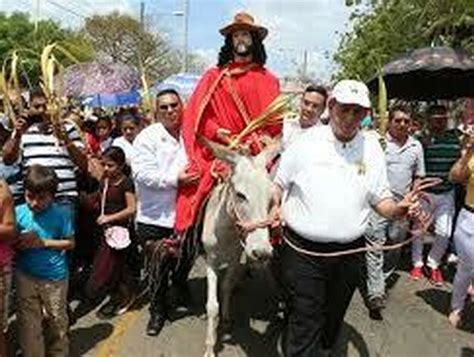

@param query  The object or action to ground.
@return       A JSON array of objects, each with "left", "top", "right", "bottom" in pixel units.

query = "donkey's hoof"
[{"left": 204, "top": 348, "right": 215, "bottom": 357}]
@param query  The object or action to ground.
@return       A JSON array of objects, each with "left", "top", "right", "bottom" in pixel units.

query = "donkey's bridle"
[{"left": 224, "top": 182, "right": 272, "bottom": 245}]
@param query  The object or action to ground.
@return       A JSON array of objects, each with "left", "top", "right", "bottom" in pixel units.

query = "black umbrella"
[{"left": 367, "top": 46, "right": 474, "bottom": 100}]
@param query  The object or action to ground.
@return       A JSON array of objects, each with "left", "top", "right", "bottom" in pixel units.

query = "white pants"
[
  {"left": 451, "top": 208, "right": 474, "bottom": 311},
  {"left": 412, "top": 190, "right": 455, "bottom": 269}
]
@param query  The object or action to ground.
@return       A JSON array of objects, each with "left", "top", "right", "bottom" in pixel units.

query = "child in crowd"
[
  {"left": 112, "top": 114, "right": 140, "bottom": 165},
  {"left": 0, "top": 180, "right": 15, "bottom": 356},
  {"left": 95, "top": 116, "right": 114, "bottom": 153},
  {"left": 15, "top": 165, "right": 75, "bottom": 357},
  {"left": 87, "top": 147, "right": 137, "bottom": 318}
]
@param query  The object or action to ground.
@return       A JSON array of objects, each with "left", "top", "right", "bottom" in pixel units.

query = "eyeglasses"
[{"left": 158, "top": 102, "right": 179, "bottom": 111}]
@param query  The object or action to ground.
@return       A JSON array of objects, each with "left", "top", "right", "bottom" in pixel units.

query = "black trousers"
[
  {"left": 281, "top": 228, "right": 364, "bottom": 357},
  {"left": 136, "top": 222, "right": 195, "bottom": 316}
]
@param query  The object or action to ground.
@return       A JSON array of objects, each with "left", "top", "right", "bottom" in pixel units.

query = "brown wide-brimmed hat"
[{"left": 219, "top": 12, "right": 268, "bottom": 40}]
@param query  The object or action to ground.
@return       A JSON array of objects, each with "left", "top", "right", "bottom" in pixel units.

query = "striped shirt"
[
  {"left": 424, "top": 130, "right": 460, "bottom": 194},
  {"left": 20, "top": 123, "right": 84, "bottom": 200}
]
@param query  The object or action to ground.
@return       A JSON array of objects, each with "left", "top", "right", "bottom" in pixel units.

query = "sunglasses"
[{"left": 158, "top": 102, "right": 179, "bottom": 111}]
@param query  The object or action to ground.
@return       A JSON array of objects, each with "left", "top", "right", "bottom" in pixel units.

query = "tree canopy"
[
  {"left": 81, "top": 12, "right": 181, "bottom": 82},
  {"left": 0, "top": 12, "right": 93, "bottom": 87},
  {"left": 334, "top": 0, "right": 474, "bottom": 81}
]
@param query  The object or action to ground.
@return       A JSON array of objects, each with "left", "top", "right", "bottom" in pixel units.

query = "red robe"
[{"left": 175, "top": 62, "right": 281, "bottom": 232}]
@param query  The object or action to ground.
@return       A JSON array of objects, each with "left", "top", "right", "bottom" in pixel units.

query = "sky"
[{"left": 0, "top": 0, "right": 355, "bottom": 82}]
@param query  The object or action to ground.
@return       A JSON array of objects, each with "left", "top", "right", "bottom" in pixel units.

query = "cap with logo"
[{"left": 332, "top": 80, "right": 371, "bottom": 109}]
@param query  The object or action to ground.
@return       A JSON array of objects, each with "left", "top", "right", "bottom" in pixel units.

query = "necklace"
[{"left": 108, "top": 176, "right": 125, "bottom": 187}]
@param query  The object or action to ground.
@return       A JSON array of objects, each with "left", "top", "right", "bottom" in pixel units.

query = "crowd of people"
[{"left": 0, "top": 11, "right": 472, "bottom": 357}]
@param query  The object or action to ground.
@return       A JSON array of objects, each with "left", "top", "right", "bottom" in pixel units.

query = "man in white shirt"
[
  {"left": 282, "top": 85, "right": 327, "bottom": 149},
  {"left": 272, "top": 80, "right": 421, "bottom": 356},
  {"left": 132, "top": 89, "right": 199, "bottom": 337}
]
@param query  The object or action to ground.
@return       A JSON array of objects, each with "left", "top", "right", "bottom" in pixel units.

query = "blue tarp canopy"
[{"left": 81, "top": 89, "right": 141, "bottom": 108}]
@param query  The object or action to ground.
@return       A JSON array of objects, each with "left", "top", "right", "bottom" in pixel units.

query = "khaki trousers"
[{"left": 16, "top": 270, "right": 69, "bottom": 357}]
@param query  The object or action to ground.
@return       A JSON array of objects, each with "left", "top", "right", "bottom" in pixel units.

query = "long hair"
[
  {"left": 217, "top": 31, "right": 267, "bottom": 67},
  {"left": 102, "top": 146, "right": 131, "bottom": 176}
]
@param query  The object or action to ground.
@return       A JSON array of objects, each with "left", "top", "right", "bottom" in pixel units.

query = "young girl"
[
  {"left": 111, "top": 114, "right": 140, "bottom": 165},
  {"left": 87, "top": 146, "right": 137, "bottom": 318},
  {"left": 95, "top": 116, "right": 114, "bottom": 154}
]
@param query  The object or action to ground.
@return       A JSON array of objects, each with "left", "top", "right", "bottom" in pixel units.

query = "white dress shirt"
[
  {"left": 275, "top": 125, "right": 392, "bottom": 243},
  {"left": 132, "top": 123, "right": 188, "bottom": 228}
]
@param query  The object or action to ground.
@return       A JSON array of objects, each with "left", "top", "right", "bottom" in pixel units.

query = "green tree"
[
  {"left": 0, "top": 12, "right": 94, "bottom": 87},
  {"left": 334, "top": 0, "right": 474, "bottom": 81},
  {"left": 81, "top": 12, "right": 180, "bottom": 82}
]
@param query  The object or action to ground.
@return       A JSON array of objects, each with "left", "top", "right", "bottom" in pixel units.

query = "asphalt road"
[{"left": 65, "top": 253, "right": 474, "bottom": 357}]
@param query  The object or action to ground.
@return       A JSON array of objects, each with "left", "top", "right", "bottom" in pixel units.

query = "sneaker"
[
  {"left": 429, "top": 268, "right": 444, "bottom": 286},
  {"left": 448, "top": 310, "right": 461, "bottom": 328},
  {"left": 410, "top": 266, "right": 423, "bottom": 280}
]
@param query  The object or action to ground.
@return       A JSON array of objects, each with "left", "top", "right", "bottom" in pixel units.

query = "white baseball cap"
[{"left": 331, "top": 80, "right": 371, "bottom": 109}]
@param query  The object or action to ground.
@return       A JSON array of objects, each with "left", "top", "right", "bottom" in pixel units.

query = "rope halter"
[{"left": 224, "top": 182, "right": 273, "bottom": 247}]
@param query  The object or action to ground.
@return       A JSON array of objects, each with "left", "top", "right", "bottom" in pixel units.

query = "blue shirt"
[{"left": 15, "top": 203, "right": 74, "bottom": 281}]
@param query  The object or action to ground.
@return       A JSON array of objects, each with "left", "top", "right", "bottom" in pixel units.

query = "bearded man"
[{"left": 175, "top": 12, "right": 281, "bottom": 232}]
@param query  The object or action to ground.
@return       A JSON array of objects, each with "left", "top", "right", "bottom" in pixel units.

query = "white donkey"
[{"left": 201, "top": 140, "right": 280, "bottom": 357}]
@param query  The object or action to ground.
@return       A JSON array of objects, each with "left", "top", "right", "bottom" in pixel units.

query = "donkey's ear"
[
  {"left": 199, "top": 137, "right": 240, "bottom": 166},
  {"left": 253, "top": 138, "right": 281, "bottom": 169}
]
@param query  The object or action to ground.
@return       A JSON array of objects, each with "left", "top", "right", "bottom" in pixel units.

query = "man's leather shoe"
[{"left": 146, "top": 313, "right": 166, "bottom": 336}]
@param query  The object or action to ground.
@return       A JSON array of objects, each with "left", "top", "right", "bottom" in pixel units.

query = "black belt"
[
  {"left": 463, "top": 205, "right": 474, "bottom": 214},
  {"left": 283, "top": 227, "right": 365, "bottom": 254}
]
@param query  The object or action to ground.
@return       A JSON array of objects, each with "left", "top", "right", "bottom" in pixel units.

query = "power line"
[{"left": 45, "top": 0, "right": 86, "bottom": 19}]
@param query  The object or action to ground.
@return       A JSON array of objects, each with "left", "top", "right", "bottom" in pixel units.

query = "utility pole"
[
  {"left": 302, "top": 49, "right": 308, "bottom": 81},
  {"left": 182, "top": 0, "right": 189, "bottom": 72},
  {"left": 140, "top": 1, "right": 145, "bottom": 31}
]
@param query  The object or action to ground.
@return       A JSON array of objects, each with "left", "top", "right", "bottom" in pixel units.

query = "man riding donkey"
[
  {"left": 175, "top": 12, "right": 282, "bottom": 234},
  {"left": 138, "top": 12, "right": 284, "bottom": 341},
  {"left": 173, "top": 13, "right": 287, "bottom": 356}
]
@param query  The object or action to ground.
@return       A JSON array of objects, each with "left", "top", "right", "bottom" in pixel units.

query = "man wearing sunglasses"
[
  {"left": 132, "top": 89, "right": 198, "bottom": 337},
  {"left": 364, "top": 106, "right": 425, "bottom": 318},
  {"left": 175, "top": 12, "right": 281, "bottom": 233}
]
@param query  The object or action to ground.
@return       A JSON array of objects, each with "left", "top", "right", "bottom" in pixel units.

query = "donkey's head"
[{"left": 206, "top": 139, "right": 280, "bottom": 262}]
